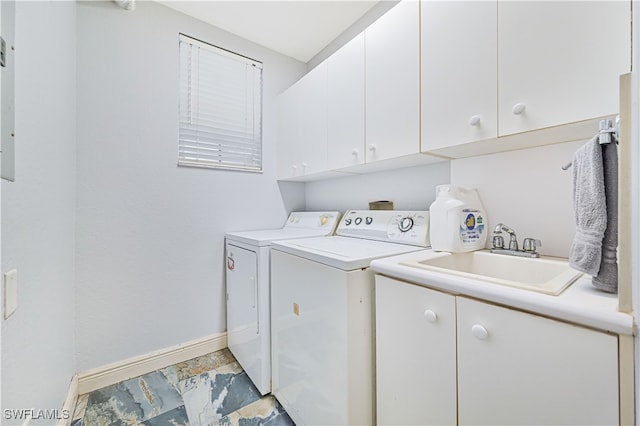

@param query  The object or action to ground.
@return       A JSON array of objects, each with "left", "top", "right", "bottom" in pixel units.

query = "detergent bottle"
[{"left": 429, "top": 185, "right": 487, "bottom": 252}]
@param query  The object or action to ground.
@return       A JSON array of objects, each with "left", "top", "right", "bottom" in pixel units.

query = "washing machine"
[
  {"left": 270, "top": 209, "right": 430, "bottom": 425},
  {"left": 225, "top": 211, "right": 340, "bottom": 395}
]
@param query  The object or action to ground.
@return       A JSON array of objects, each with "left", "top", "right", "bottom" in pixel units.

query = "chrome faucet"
[
  {"left": 493, "top": 223, "right": 518, "bottom": 250},
  {"left": 491, "top": 223, "right": 541, "bottom": 258}
]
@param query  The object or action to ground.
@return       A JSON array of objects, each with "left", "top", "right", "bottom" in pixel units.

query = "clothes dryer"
[{"left": 225, "top": 211, "right": 340, "bottom": 395}]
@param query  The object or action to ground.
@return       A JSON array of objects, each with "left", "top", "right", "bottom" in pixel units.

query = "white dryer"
[
  {"left": 270, "top": 209, "right": 430, "bottom": 425},
  {"left": 225, "top": 211, "right": 340, "bottom": 395}
]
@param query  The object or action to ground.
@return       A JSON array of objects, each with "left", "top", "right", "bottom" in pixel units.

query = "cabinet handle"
[
  {"left": 469, "top": 115, "right": 481, "bottom": 126},
  {"left": 512, "top": 103, "right": 527, "bottom": 115},
  {"left": 368, "top": 144, "right": 377, "bottom": 152},
  {"left": 351, "top": 149, "right": 359, "bottom": 156},
  {"left": 301, "top": 162, "right": 308, "bottom": 168},
  {"left": 423, "top": 309, "right": 437, "bottom": 323},
  {"left": 471, "top": 324, "right": 489, "bottom": 340}
]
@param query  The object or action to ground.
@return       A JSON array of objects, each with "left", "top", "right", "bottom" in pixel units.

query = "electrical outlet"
[{"left": 4, "top": 269, "right": 17, "bottom": 319}]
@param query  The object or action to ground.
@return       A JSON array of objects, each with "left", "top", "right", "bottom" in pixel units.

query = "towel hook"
[
  {"left": 598, "top": 117, "right": 619, "bottom": 145},
  {"left": 561, "top": 116, "right": 620, "bottom": 170}
]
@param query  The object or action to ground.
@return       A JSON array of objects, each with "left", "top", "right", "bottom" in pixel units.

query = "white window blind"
[{"left": 179, "top": 34, "right": 263, "bottom": 172}]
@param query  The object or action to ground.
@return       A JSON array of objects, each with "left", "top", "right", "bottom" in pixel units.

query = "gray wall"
[
  {"left": 75, "top": 1, "right": 305, "bottom": 371},
  {"left": 1, "top": 1, "right": 77, "bottom": 422}
]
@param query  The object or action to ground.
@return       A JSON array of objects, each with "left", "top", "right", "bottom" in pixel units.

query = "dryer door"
[{"left": 226, "top": 243, "right": 259, "bottom": 348}]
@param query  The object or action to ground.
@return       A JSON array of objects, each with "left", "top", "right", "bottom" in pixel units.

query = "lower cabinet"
[
  {"left": 376, "top": 274, "right": 457, "bottom": 425},
  {"left": 375, "top": 276, "right": 620, "bottom": 425}
]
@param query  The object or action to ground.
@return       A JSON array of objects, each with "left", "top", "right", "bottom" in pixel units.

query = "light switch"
[{"left": 4, "top": 268, "right": 17, "bottom": 319}]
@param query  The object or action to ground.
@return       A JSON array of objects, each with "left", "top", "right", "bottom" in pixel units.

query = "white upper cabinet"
[
  {"left": 276, "top": 88, "right": 298, "bottom": 179},
  {"left": 421, "top": 1, "right": 498, "bottom": 152},
  {"left": 327, "top": 32, "right": 365, "bottom": 170},
  {"left": 276, "top": 62, "right": 328, "bottom": 179},
  {"left": 498, "top": 1, "right": 631, "bottom": 136},
  {"left": 421, "top": 0, "right": 631, "bottom": 157},
  {"left": 365, "top": 0, "right": 420, "bottom": 163},
  {"left": 278, "top": 0, "right": 631, "bottom": 176}
]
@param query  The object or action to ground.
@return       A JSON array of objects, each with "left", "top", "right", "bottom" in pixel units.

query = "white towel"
[{"left": 569, "top": 136, "right": 607, "bottom": 276}]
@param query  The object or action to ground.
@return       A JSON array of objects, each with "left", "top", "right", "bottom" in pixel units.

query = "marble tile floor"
[{"left": 71, "top": 348, "right": 294, "bottom": 426}]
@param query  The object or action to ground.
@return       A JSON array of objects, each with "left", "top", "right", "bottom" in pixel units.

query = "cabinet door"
[
  {"left": 276, "top": 63, "right": 328, "bottom": 178},
  {"left": 376, "top": 276, "right": 457, "bottom": 425},
  {"left": 276, "top": 87, "right": 300, "bottom": 179},
  {"left": 365, "top": 0, "right": 420, "bottom": 163},
  {"left": 421, "top": 1, "right": 497, "bottom": 151},
  {"left": 457, "top": 297, "right": 619, "bottom": 425},
  {"left": 327, "top": 32, "right": 365, "bottom": 170},
  {"left": 498, "top": 1, "right": 631, "bottom": 136},
  {"left": 296, "top": 62, "right": 328, "bottom": 176}
]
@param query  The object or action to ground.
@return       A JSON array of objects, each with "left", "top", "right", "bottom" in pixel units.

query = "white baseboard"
[
  {"left": 77, "top": 332, "right": 227, "bottom": 395},
  {"left": 59, "top": 374, "right": 78, "bottom": 426}
]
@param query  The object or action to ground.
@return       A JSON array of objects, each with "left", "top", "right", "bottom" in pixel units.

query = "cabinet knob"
[
  {"left": 471, "top": 324, "right": 489, "bottom": 340},
  {"left": 469, "top": 115, "right": 481, "bottom": 126},
  {"left": 301, "top": 162, "right": 308, "bottom": 168},
  {"left": 368, "top": 144, "right": 377, "bottom": 152},
  {"left": 423, "top": 309, "right": 437, "bottom": 323},
  {"left": 351, "top": 149, "right": 359, "bottom": 156},
  {"left": 512, "top": 103, "right": 527, "bottom": 115}
]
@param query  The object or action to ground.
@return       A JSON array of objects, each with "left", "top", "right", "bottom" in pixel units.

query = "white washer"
[
  {"left": 270, "top": 209, "right": 430, "bottom": 425},
  {"left": 225, "top": 211, "right": 340, "bottom": 395}
]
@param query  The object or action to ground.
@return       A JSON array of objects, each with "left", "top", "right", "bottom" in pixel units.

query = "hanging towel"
[
  {"left": 569, "top": 136, "right": 607, "bottom": 276},
  {"left": 592, "top": 140, "right": 618, "bottom": 292}
]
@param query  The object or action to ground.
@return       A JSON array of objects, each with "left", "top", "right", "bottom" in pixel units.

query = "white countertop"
[{"left": 370, "top": 249, "right": 635, "bottom": 336}]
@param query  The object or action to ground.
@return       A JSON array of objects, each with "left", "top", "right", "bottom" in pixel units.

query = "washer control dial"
[
  {"left": 354, "top": 217, "right": 363, "bottom": 225},
  {"left": 398, "top": 217, "right": 414, "bottom": 232},
  {"left": 365, "top": 217, "right": 373, "bottom": 225}
]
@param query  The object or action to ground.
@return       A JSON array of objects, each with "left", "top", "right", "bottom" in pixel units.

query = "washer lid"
[{"left": 272, "top": 236, "right": 424, "bottom": 270}]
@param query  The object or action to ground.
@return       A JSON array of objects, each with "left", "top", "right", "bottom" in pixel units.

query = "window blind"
[{"left": 179, "top": 34, "right": 263, "bottom": 172}]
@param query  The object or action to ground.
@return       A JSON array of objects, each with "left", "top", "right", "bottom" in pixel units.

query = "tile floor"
[{"left": 71, "top": 348, "right": 294, "bottom": 426}]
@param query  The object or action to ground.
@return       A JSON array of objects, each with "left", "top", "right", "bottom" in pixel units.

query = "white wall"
[
  {"left": 305, "top": 162, "right": 450, "bottom": 212},
  {"left": 305, "top": 140, "right": 582, "bottom": 258},
  {"left": 75, "top": 1, "right": 305, "bottom": 371},
  {"left": 1, "top": 1, "right": 77, "bottom": 423},
  {"left": 451, "top": 140, "right": 584, "bottom": 258}
]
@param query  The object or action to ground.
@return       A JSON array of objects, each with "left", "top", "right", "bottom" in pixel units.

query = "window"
[{"left": 178, "top": 34, "right": 263, "bottom": 172}]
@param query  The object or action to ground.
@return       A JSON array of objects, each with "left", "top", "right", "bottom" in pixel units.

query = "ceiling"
[{"left": 157, "top": 1, "right": 380, "bottom": 63}]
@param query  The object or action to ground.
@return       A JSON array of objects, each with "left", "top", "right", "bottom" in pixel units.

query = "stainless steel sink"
[{"left": 401, "top": 250, "right": 583, "bottom": 295}]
